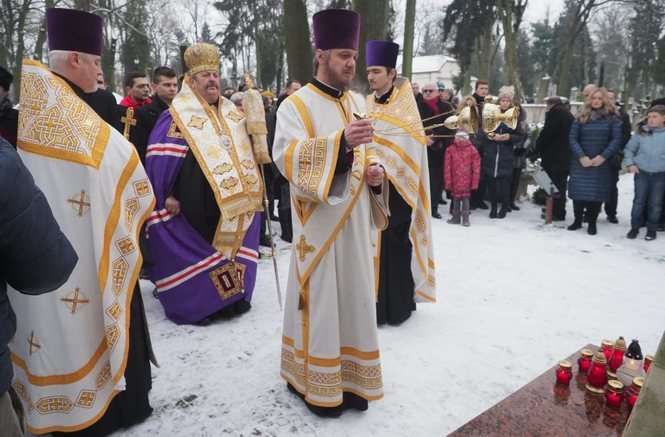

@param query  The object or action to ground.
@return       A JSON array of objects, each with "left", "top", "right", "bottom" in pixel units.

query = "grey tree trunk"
[
  {"left": 402, "top": 0, "right": 416, "bottom": 80},
  {"left": 353, "top": 0, "right": 389, "bottom": 90},
  {"left": 284, "top": 0, "right": 312, "bottom": 83}
]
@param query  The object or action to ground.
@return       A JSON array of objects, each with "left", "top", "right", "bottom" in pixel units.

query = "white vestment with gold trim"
[
  {"left": 274, "top": 83, "right": 387, "bottom": 407},
  {"left": 367, "top": 78, "right": 437, "bottom": 303},
  {"left": 8, "top": 60, "right": 155, "bottom": 433}
]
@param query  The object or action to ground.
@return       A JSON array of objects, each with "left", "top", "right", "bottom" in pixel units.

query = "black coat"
[
  {"left": 0, "top": 97, "right": 18, "bottom": 147},
  {"left": 479, "top": 120, "right": 525, "bottom": 179},
  {"left": 535, "top": 103, "right": 575, "bottom": 174},
  {"left": 0, "top": 139, "right": 78, "bottom": 396},
  {"left": 425, "top": 99, "right": 455, "bottom": 169},
  {"left": 130, "top": 95, "right": 169, "bottom": 163}
]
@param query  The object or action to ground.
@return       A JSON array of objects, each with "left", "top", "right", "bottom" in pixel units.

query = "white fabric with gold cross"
[
  {"left": 273, "top": 83, "right": 388, "bottom": 408},
  {"left": 367, "top": 77, "right": 437, "bottom": 303},
  {"left": 8, "top": 60, "right": 155, "bottom": 434}
]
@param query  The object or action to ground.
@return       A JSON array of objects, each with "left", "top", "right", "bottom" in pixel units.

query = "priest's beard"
[{"left": 319, "top": 59, "right": 354, "bottom": 91}]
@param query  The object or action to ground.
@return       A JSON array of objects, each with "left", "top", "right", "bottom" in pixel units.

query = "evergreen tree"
[
  {"left": 121, "top": 0, "right": 151, "bottom": 75},
  {"left": 530, "top": 18, "right": 555, "bottom": 78},
  {"left": 626, "top": 0, "right": 665, "bottom": 100},
  {"left": 518, "top": 30, "right": 535, "bottom": 99}
]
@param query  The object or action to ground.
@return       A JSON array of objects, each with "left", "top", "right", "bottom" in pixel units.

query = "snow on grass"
[{"left": 114, "top": 174, "right": 664, "bottom": 436}]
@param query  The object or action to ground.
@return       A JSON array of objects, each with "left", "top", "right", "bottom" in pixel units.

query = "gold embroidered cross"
[
  {"left": 121, "top": 107, "right": 137, "bottom": 139},
  {"left": 188, "top": 115, "right": 207, "bottom": 129},
  {"left": 28, "top": 331, "right": 41, "bottom": 356},
  {"left": 61, "top": 288, "right": 90, "bottom": 314},
  {"left": 296, "top": 235, "right": 315, "bottom": 262},
  {"left": 67, "top": 190, "right": 90, "bottom": 217}
]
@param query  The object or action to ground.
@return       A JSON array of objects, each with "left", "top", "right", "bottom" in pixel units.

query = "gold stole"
[
  {"left": 367, "top": 79, "right": 437, "bottom": 302},
  {"left": 284, "top": 87, "right": 382, "bottom": 290},
  {"left": 169, "top": 79, "right": 263, "bottom": 257}
]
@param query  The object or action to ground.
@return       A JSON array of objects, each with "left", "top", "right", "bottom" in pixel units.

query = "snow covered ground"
[{"left": 114, "top": 174, "right": 664, "bottom": 437}]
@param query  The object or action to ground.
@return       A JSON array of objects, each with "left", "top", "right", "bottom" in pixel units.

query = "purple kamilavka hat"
[
  {"left": 313, "top": 9, "right": 361, "bottom": 51},
  {"left": 366, "top": 40, "right": 399, "bottom": 68},
  {"left": 47, "top": 8, "right": 104, "bottom": 56}
]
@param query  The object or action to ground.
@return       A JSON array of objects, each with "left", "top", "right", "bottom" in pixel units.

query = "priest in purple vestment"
[{"left": 145, "top": 43, "right": 264, "bottom": 325}]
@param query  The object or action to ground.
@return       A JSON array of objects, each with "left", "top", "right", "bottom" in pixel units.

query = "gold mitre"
[{"left": 184, "top": 43, "right": 220, "bottom": 76}]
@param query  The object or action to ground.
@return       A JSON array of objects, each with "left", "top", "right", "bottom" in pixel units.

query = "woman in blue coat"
[{"left": 568, "top": 88, "right": 622, "bottom": 235}]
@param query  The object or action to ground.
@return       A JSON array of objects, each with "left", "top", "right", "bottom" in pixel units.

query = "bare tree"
[
  {"left": 496, "top": 0, "right": 527, "bottom": 98},
  {"left": 555, "top": 0, "right": 618, "bottom": 95}
]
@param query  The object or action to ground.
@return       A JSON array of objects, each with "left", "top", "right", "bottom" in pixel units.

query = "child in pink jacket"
[{"left": 444, "top": 133, "right": 481, "bottom": 226}]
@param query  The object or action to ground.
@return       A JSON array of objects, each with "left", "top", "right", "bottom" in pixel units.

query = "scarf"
[{"left": 424, "top": 96, "right": 441, "bottom": 115}]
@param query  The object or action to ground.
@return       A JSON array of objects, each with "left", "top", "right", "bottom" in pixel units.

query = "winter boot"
[
  {"left": 568, "top": 204, "right": 584, "bottom": 231},
  {"left": 447, "top": 199, "right": 461, "bottom": 224},
  {"left": 626, "top": 228, "right": 639, "bottom": 239},
  {"left": 646, "top": 230, "right": 657, "bottom": 241},
  {"left": 497, "top": 204, "right": 509, "bottom": 219},
  {"left": 489, "top": 202, "right": 498, "bottom": 219},
  {"left": 461, "top": 199, "right": 470, "bottom": 226},
  {"left": 587, "top": 221, "right": 597, "bottom": 235}
]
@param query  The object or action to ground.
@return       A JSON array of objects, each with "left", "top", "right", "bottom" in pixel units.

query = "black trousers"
[
  {"left": 604, "top": 166, "right": 620, "bottom": 218},
  {"left": 548, "top": 170, "right": 569, "bottom": 220},
  {"left": 429, "top": 165, "right": 443, "bottom": 213},
  {"left": 278, "top": 183, "right": 292, "bottom": 242},
  {"left": 510, "top": 167, "right": 523, "bottom": 204},
  {"left": 488, "top": 176, "right": 511, "bottom": 209},
  {"left": 573, "top": 200, "right": 602, "bottom": 224}
]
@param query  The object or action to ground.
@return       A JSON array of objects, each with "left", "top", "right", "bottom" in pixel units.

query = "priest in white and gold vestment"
[
  {"left": 365, "top": 40, "right": 437, "bottom": 327},
  {"left": 9, "top": 9, "right": 155, "bottom": 436},
  {"left": 274, "top": 9, "right": 388, "bottom": 417}
]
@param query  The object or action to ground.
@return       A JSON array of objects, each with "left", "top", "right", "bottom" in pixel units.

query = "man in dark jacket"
[
  {"left": 534, "top": 97, "right": 575, "bottom": 220},
  {"left": 422, "top": 83, "right": 455, "bottom": 218},
  {"left": 0, "top": 66, "right": 18, "bottom": 147},
  {"left": 0, "top": 138, "right": 78, "bottom": 437},
  {"left": 268, "top": 79, "right": 301, "bottom": 242},
  {"left": 604, "top": 90, "right": 632, "bottom": 223},
  {"left": 129, "top": 66, "right": 178, "bottom": 163},
  {"left": 471, "top": 80, "right": 490, "bottom": 209}
]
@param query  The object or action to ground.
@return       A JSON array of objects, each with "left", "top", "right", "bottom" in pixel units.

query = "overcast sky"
[{"left": 523, "top": 0, "right": 565, "bottom": 23}]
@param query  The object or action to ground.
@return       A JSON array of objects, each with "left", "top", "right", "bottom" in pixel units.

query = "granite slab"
[{"left": 449, "top": 344, "right": 631, "bottom": 437}]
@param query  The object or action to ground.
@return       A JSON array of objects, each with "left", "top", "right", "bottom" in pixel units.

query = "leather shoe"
[{"left": 432, "top": 212, "right": 442, "bottom": 219}]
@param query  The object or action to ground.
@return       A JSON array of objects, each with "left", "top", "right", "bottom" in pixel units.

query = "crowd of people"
[
  {"left": 408, "top": 78, "right": 665, "bottom": 238},
  {"left": 0, "top": 5, "right": 662, "bottom": 437}
]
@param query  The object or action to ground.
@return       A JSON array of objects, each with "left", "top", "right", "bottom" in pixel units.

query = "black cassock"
[
  {"left": 53, "top": 77, "right": 153, "bottom": 437},
  {"left": 376, "top": 182, "right": 416, "bottom": 326},
  {"left": 172, "top": 148, "right": 220, "bottom": 244}
]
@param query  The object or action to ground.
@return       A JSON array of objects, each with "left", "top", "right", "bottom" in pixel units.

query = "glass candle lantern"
[
  {"left": 626, "top": 376, "right": 644, "bottom": 410},
  {"left": 608, "top": 337, "right": 626, "bottom": 373},
  {"left": 556, "top": 360, "right": 573, "bottom": 385},
  {"left": 578, "top": 348, "right": 594, "bottom": 373},
  {"left": 586, "top": 351, "right": 609, "bottom": 394},
  {"left": 644, "top": 355, "right": 654, "bottom": 373},
  {"left": 601, "top": 339, "right": 614, "bottom": 361},
  {"left": 605, "top": 380, "right": 624, "bottom": 408}
]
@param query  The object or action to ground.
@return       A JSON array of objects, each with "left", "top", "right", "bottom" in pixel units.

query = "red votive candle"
[
  {"left": 556, "top": 360, "right": 573, "bottom": 385},
  {"left": 605, "top": 380, "right": 624, "bottom": 408},
  {"left": 609, "top": 338, "right": 626, "bottom": 373},
  {"left": 644, "top": 355, "right": 654, "bottom": 373},
  {"left": 627, "top": 377, "right": 644, "bottom": 410},
  {"left": 586, "top": 352, "right": 609, "bottom": 394},
  {"left": 601, "top": 339, "right": 614, "bottom": 361},
  {"left": 578, "top": 348, "right": 594, "bottom": 373}
]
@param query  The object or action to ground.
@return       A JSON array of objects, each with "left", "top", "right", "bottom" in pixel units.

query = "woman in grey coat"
[{"left": 567, "top": 88, "right": 622, "bottom": 235}]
